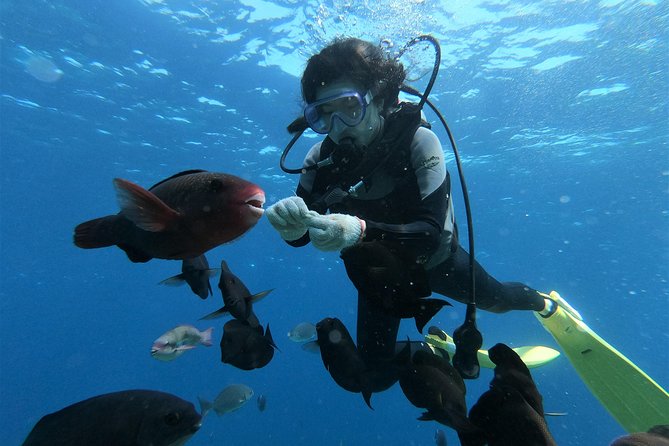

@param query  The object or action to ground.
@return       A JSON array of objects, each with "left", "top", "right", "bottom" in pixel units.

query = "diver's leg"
[
  {"left": 427, "top": 246, "right": 545, "bottom": 313},
  {"left": 356, "top": 294, "right": 403, "bottom": 392},
  {"left": 357, "top": 294, "right": 401, "bottom": 361}
]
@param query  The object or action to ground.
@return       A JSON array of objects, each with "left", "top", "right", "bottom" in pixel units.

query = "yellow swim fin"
[
  {"left": 535, "top": 291, "right": 669, "bottom": 433},
  {"left": 424, "top": 328, "right": 560, "bottom": 369}
]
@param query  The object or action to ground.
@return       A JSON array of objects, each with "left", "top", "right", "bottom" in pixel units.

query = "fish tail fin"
[
  {"left": 200, "top": 327, "right": 214, "bottom": 346},
  {"left": 73, "top": 216, "right": 118, "bottom": 249},
  {"left": 265, "top": 324, "right": 280, "bottom": 352},
  {"left": 414, "top": 299, "right": 452, "bottom": 334},
  {"left": 197, "top": 396, "right": 213, "bottom": 417}
]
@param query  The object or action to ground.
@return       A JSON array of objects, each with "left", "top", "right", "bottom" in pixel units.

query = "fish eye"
[{"left": 164, "top": 411, "right": 181, "bottom": 426}]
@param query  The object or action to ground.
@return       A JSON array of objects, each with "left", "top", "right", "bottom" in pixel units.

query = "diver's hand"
[
  {"left": 307, "top": 213, "right": 365, "bottom": 252},
  {"left": 266, "top": 196, "right": 311, "bottom": 241}
]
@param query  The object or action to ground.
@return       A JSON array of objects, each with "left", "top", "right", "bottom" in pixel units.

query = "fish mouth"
[{"left": 245, "top": 192, "right": 265, "bottom": 217}]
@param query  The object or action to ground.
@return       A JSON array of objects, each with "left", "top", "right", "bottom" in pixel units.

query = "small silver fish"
[
  {"left": 151, "top": 325, "right": 213, "bottom": 362},
  {"left": 199, "top": 384, "right": 254, "bottom": 417},
  {"left": 287, "top": 322, "right": 317, "bottom": 343}
]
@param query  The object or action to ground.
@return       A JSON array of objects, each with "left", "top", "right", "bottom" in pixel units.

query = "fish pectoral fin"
[
  {"left": 118, "top": 243, "right": 152, "bottom": 263},
  {"left": 199, "top": 306, "right": 229, "bottom": 320},
  {"left": 301, "top": 341, "right": 320, "bottom": 354},
  {"left": 159, "top": 273, "right": 186, "bottom": 286},
  {"left": 250, "top": 289, "right": 274, "bottom": 304},
  {"left": 113, "top": 178, "right": 181, "bottom": 232}
]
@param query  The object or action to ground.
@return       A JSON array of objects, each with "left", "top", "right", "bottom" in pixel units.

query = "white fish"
[
  {"left": 198, "top": 384, "right": 254, "bottom": 417},
  {"left": 151, "top": 325, "right": 213, "bottom": 362},
  {"left": 287, "top": 322, "right": 317, "bottom": 343}
]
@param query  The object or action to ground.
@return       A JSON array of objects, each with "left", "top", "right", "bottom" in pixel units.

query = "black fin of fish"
[
  {"left": 148, "top": 169, "right": 208, "bottom": 190},
  {"left": 414, "top": 298, "right": 452, "bottom": 334},
  {"left": 199, "top": 306, "right": 230, "bottom": 320}
]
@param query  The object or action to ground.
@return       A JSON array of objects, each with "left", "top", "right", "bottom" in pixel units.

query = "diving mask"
[{"left": 304, "top": 91, "right": 373, "bottom": 134}]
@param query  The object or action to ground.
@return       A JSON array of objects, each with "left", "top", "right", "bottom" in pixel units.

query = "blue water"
[{"left": 1, "top": 1, "right": 667, "bottom": 445}]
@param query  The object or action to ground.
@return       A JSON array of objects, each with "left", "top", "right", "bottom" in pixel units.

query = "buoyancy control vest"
[
  {"left": 309, "top": 101, "right": 433, "bottom": 213},
  {"left": 304, "top": 102, "right": 458, "bottom": 264}
]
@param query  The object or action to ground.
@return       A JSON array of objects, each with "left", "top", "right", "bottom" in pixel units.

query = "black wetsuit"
[{"left": 287, "top": 103, "right": 545, "bottom": 369}]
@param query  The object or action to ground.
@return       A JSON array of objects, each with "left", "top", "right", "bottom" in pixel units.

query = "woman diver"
[{"left": 265, "top": 37, "right": 556, "bottom": 391}]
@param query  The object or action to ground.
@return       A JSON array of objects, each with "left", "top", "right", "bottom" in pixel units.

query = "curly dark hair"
[{"left": 301, "top": 37, "right": 406, "bottom": 115}]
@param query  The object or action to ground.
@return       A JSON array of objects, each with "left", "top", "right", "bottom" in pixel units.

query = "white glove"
[
  {"left": 307, "top": 213, "right": 365, "bottom": 252},
  {"left": 266, "top": 196, "right": 311, "bottom": 241}
]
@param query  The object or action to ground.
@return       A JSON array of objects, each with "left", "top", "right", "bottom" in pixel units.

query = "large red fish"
[{"left": 74, "top": 169, "right": 264, "bottom": 262}]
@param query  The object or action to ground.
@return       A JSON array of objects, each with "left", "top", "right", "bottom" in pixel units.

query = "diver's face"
[{"left": 314, "top": 80, "right": 383, "bottom": 148}]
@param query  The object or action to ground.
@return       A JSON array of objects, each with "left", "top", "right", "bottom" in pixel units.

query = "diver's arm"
[
  {"left": 362, "top": 127, "right": 451, "bottom": 257},
  {"left": 362, "top": 182, "right": 449, "bottom": 256},
  {"left": 284, "top": 142, "right": 324, "bottom": 247},
  {"left": 284, "top": 182, "right": 313, "bottom": 247}
]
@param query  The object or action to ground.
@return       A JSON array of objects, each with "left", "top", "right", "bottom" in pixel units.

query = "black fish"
[
  {"left": 74, "top": 170, "right": 265, "bottom": 262},
  {"left": 159, "top": 255, "right": 220, "bottom": 299},
  {"left": 399, "top": 350, "right": 473, "bottom": 435},
  {"left": 488, "top": 342, "right": 544, "bottom": 416},
  {"left": 257, "top": 394, "right": 267, "bottom": 412},
  {"left": 468, "top": 385, "right": 555, "bottom": 446},
  {"left": 22, "top": 389, "right": 201, "bottom": 446},
  {"left": 220, "top": 319, "right": 277, "bottom": 370},
  {"left": 200, "top": 260, "right": 272, "bottom": 326},
  {"left": 341, "top": 241, "right": 451, "bottom": 333},
  {"left": 315, "top": 317, "right": 374, "bottom": 408},
  {"left": 467, "top": 343, "right": 556, "bottom": 446}
]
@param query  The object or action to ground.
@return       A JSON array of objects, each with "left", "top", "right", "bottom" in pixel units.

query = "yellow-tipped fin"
[
  {"left": 424, "top": 329, "right": 560, "bottom": 369},
  {"left": 535, "top": 291, "right": 669, "bottom": 433}
]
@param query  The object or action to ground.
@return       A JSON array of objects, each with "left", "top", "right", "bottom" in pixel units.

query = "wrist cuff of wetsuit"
[{"left": 357, "top": 218, "right": 366, "bottom": 242}]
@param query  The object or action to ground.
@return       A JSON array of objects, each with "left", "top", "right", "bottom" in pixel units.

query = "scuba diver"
[
  {"left": 265, "top": 35, "right": 669, "bottom": 435},
  {"left": 265, "top": 37, "right": 557, "bottom": 390}
]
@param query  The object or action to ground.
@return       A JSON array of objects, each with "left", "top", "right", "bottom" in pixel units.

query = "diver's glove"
[
  {"left": 266, "top": 196, "right": 311, "bottom": 241},
  {"left": 307, "top": 213, "right": 366, "bottom": 252}
]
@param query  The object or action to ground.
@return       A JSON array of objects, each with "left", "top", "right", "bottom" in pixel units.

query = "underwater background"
[{"left": 1, "top": 0, "right": 667, "bottom": 445}]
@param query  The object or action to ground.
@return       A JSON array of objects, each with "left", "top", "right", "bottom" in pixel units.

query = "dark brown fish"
[
  {"left": 340, "top": 241, "right": 451, "bottom": 333},
  {"left": 466, "top": 343, "right": 557, "bottom": 446},
  {"left": 315, "top": 317, "right": 376, "bottom": 408},
  {"left": 399, "top": 350, "right": 473, "bottom": 435},
  {"left": 199, "top": 260, "right": 273, "bottom": 326},
  {"left": 22, "top": 389, "right": 201, "bottom": 446},
  {"left": 219, "top": 319, "right": 277, "bottom": 370},
  {"left": 159, "top": 254, "right": 220, "bottom": 299},
  {"left": 74, "top": 170, "right": 265, "bottom": 262},
  {"left": 488, "top": 342, "right": 544, "bottom": 416},
  {"left": 468, "top": 385, "right": 555, "bottom": 446}
]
